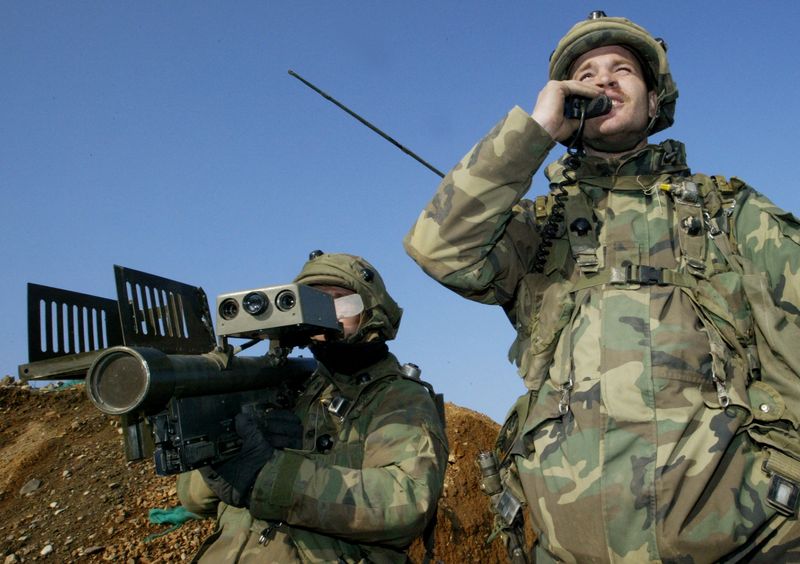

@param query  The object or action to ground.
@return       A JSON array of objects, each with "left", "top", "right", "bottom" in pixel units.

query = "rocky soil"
[{"left": 0, "top": 379, "right": 511, "bottom": 563}]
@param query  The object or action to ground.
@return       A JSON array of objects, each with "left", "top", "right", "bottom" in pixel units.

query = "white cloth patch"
[{"left": 334, "top": 293, "right": 364, "bottom": 319}]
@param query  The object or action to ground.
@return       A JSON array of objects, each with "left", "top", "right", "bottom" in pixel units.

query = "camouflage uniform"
[
  {"left": 404, "top": 16, "right": 800, "bottom": 563},
  {"left": 178, "top": 253, "right": 448, "bottom": 563}
]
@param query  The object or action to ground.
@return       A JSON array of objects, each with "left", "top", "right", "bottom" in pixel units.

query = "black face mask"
[{"left": 308, "top": 341, "right": 388, "bottom": 375}]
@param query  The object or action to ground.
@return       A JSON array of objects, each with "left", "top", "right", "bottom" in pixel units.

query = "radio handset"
[{"left": 563, "top": 95, "right": 612, "bottom": 120}]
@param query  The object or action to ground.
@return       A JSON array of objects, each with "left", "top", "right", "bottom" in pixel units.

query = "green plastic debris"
[{"left": 144, "top": 506, "right": 203, "bottom": 542}]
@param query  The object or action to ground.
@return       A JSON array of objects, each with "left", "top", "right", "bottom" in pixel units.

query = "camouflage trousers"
[
  {"left": 530, "top": 478, "right": 800, "bottom": 564},
  {"left": 528, "top": 516, "right": 800, "bottom": 563},
  {"left": 513, "top": 380, "right": 800, "bottom": 564},
  {"left": 516, "top": 414, "right": 800, "bottom": 564}
]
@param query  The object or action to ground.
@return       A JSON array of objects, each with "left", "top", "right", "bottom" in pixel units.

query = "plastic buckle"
[
  {"left": 767, "top": 474, "right": 800, "bottom": 517},
  {"left": 627, "top": 265, "right": 664, "bottom": 285}
]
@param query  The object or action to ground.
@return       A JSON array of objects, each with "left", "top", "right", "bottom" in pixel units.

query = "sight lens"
[
  {"left": 242, "top": 292, "right": 269, "bottom": 316},
  {"left": 275, "top": 290, "right": 296, "bottom": 311},
  {"left": 219, "top": 298, "right": 239, "bottom": 320}
]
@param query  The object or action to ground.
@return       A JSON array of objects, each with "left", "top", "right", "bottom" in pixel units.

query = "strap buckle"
[
  {"left": 767, "top": 474, "right": 800, "bottom": 517},
  {"left": 626, "top": 264, "right": 665, "bottom": 285}
]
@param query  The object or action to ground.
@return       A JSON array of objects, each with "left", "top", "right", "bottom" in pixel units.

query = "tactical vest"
[
  {"left": 295, "top": 361, "right": 445, "bottom": 454},
  {"left": 498, "top": 171, "right": 800, "bottom": 518}
]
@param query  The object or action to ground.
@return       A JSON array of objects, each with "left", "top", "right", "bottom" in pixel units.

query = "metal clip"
[
  {"left": 714, "top": 380, "right": 730, "bottom": 408},
  {"left": 558, "top": 374, "right": 574, "bottom": 415},
  {"left": 327, "top": 395, "right": 351, "bottom": 420},
  {"left": 711, "top": 367, "right": 730, "bottom": 408},
  {"left": 258, "top": 521, "right": 284, "bottom": 545},
  {"left": 703, "top": 212, "right": 722, "bottom": 238}
]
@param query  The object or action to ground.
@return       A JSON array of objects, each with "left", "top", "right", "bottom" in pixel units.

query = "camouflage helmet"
[
  {"left": 294, "top": 250, "right": 402, "bottom": 343},
  {"left": 549, "top": 11, "right": 678, "bottom": 135}
]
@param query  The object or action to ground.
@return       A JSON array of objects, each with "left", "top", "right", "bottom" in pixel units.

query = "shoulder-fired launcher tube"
[{"left": 86, "top": 346, "right": 316, "bottom": 416}]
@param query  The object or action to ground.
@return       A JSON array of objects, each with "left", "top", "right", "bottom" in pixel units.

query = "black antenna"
[{"left": 288, "top": 70, "right": 445, "bottom": 178}]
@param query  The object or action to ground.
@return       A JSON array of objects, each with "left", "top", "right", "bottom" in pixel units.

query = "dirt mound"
[{"left": 0, "top": 382, "right": 507, "bottom": 563}]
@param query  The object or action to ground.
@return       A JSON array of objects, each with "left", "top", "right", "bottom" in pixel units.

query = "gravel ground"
[{"left": 0, "top": 380, "right": 510, "bottom": 563}]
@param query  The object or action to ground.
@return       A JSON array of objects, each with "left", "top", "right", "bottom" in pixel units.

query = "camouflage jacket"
[
  {"left": 177, "top": 352, "right": 448, "bottom": 563},
  {"left": 404, "top": 106, "right": 800, "bottom": 562}
]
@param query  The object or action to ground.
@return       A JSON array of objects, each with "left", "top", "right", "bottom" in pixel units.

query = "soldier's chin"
[{"left": 583, "top": 132, "right": 645, "bottom": 155}]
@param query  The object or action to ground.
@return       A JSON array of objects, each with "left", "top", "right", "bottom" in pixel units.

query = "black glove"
[
  {"left": 261, "top": 409, "right": 303, "bottom": 450},
  {"left": 199, "top": 411, "right": 274, "bottom": 508}
]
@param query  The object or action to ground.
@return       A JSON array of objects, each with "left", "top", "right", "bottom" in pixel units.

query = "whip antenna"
[{"left": 288, "top": 70, "right": 445, "bottom": 178}]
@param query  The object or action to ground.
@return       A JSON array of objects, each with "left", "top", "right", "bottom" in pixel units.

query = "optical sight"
[{"left": 215, "top": 283, "right": 339, "bottom": 342}]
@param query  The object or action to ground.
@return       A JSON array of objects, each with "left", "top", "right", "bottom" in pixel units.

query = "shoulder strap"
[{"left": 692, "top": 173, "right": 746, "bottom": 273}]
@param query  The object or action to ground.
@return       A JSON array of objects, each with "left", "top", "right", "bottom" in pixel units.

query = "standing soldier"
[
  {"left": 178, "top": 252, "right": 448, "bottom": 562},
  {"left": 405, "top": 11, "right": 800, "bottom": 563}
]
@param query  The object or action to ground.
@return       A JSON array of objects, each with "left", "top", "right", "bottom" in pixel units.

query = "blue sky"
[{"left": 3, "top": 1, "right": 800, "bottom": 423}]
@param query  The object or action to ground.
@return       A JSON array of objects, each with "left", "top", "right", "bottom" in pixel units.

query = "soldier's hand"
[
  {"left": 262, "top": 409, "right": 303, "bottom": 450},
  {"left": 199, "top": 411, "right": 275, "bottom": 508},
  {"left": 531, "top": 80, "right": 604, "bottom": 142}
]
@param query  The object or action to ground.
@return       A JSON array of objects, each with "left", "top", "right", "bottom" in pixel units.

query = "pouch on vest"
[{"left": 508, "top": 269, "right": 575, "bottom": 393}]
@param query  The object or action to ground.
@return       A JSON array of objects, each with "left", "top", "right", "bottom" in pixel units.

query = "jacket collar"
[
  {"left": 314, "top": 351, "right": 398, "bottom": 393},
  {"left": 545, "top": 139, "right": 691, "bottom": 186}
]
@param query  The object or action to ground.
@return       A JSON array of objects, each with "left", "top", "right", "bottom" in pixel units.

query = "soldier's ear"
[{"left": 648, "top": 91, "right": 658, "bottom": 118}]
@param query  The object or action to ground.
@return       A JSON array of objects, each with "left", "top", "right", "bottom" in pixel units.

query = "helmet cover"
[
  {"left": 549, "top": 13, "right": 678, "bottom": 134},
  {"left": 294, "top": 251, "right": 402, "bottom": 342}
]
